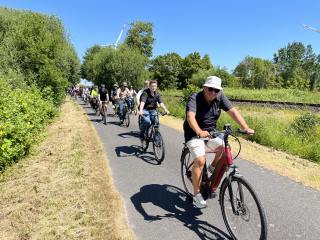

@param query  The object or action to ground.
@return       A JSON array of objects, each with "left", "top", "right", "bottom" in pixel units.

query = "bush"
[
  {"left": 0, "top": 7, "right": 79, "bottom": 171},
  {"left": 182, "top": 84, "right": 200, "bottom": 103},
  {"left": 289, "top": 113, "right": 320, "bottom": 137}
]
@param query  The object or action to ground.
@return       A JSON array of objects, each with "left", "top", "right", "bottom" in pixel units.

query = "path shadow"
[
  {"left": 87, "top": 112, "right": 98, "bottom": 116},
  {"left": 131, "top": 184, "right": 231, "bottom": 240},
  {"left": 108, "top": 121, "right": 121, "bottom": 126},
  {"left": 118, "top": 131, "right": 140, "bottom": 139},
  {"left": 115, "top": 145, "right": 160, "bottom": 165},
  {"left": 90, "top": 118, "right": 103, "bottom": 123}
]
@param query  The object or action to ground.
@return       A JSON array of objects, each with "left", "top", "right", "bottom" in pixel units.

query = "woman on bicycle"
[{"left": 184, "top": 76, "right": 254, "bottom": 208}]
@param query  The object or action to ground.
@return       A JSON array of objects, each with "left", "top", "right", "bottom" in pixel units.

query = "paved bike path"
[{"left": 80, "top": 101, "right": 320, "bottom": 240}]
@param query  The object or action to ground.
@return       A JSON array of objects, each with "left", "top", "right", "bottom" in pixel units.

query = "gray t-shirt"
[{"left": 183, "top": 91, "right": 232, "bottom": 142}]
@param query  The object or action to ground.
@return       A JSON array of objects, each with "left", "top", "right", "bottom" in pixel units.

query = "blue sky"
[{"left": 0, "top": 0, "right": 320, "bottom": 71}]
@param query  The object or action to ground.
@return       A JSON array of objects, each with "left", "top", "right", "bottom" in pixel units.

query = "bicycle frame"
[{"left": 201, "top": 124, "right": 241, "bottom": 194}]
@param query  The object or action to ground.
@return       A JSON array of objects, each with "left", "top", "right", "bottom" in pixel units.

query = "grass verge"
[{"left": 0, "top": 97, "right": 134, "bottom": 240}]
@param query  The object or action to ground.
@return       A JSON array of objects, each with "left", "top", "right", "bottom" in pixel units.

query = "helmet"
[
  {"left": 113, "top": 83, "right": 118, "bottom": 87},
  {"left": 122, "top": 82, "right": 127, "bottom": 87},
  {"left": 101, "top": 84, "right": 105, "bottom": 88}
]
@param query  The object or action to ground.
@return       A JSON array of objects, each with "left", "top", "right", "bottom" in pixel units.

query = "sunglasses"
[{"left": 207, "top": 87, "right": 220, "bottom": 93}]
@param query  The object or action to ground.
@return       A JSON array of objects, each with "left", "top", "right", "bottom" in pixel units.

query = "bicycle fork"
[{"left": 224, "top": 167, "right": 244, "bottom": 215}]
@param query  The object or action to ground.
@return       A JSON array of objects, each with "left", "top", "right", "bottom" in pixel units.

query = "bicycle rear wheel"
[
  {"left": 180, "top": 147, "right": 194, "bottom": 198},
  {"left": 153, "top": 130, "right": 165, "bottom": 163},
  {"left": 220, "top": 175, "right": 267, "bottom": 240}
]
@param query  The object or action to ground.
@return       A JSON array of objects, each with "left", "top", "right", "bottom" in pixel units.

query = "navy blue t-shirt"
[{"left": 183, "top": 91, "right": 232, "bottom": 142}]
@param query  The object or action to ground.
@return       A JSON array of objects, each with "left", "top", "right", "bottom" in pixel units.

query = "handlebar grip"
[{"left": 238, "top": 129, "right": 255, "bottom": 135}]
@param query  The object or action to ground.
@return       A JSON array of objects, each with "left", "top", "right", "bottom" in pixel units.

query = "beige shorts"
[{"left": 186, "top": 137, "right": 224, "bottom": 160}]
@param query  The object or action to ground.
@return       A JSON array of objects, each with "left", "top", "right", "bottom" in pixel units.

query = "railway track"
[{"left": 229, "top": 99, "right": 320, "bottom": 112}]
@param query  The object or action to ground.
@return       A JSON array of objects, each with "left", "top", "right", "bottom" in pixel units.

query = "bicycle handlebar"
[{"left": 197, "top": 127, "right": 253, "bottom": 140}]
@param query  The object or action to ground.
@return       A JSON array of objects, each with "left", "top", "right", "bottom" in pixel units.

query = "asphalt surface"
[{"left": 79, "top": 100, "right": 320, "bottom": 240}]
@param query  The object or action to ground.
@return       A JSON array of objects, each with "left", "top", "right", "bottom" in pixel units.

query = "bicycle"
[
  {"left": 100, "top": 101, "right": 108, "bottom": 124},
  {"left": 117, "top": 100, "right": 130, "bottom": 127},
  {"left": 140, "top": 111, "right": 166, "bottom": 163},
  {"left": 180, "top": 124, "right": 267, "bottom": 240}
]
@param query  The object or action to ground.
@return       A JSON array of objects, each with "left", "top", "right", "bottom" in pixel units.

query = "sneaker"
[{"left": 193, "top": 193, "right": 207, "bottom": 209}]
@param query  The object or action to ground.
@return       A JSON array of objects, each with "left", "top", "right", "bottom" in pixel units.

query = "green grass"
[
  {"left": 162, "top": 88, "right": 320, "bottom": 104},
  {"left": 223, "top": 88, "right": 320, "bottom": 104},
  {"left": 162, "top": 92, "right": 320, "bottom": 163}
]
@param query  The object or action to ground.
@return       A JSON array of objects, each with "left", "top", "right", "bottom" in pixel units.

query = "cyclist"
[
  {"left": 116, "top": 82, "right": 132, "bottom": 123},
  {"left": 98, "top": 84, "right": 109, "bottom": 115},
  {"left": 138, "top": 80, "right": 170, "bottom": 140},
  {"left": 90, "top": 85, "right": 99, "bottom": 111},
  {"left": 136, "top": 80, "right": 150, "bottom": 108},
  {"left": 128, "top": 85, "right": 137, "bottom": 112},
  {"left": 184, "top": 76, "right": 254, "bottom": 208},
  {"left": 110, "top": 83, "right": 118, "bottom": 109}
]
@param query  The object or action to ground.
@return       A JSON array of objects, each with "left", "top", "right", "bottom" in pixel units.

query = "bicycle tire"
[
  {"left": 180, "top": 147, "right": 194, "bottom": 198},
  {"left": 124, "top": 111, "right": 130, "bottom": 127},
  {"left": 141, "top": 135, "right": 149, "bottom": 152},
  {"left": 220, "top": 175, "right": 267, "bottom": 240},
  {"left": 153, "top": 130, "right": 165, "bottom": 163},
  {"left": 103, "top": 105, "right": 107, "bottom": 124}
]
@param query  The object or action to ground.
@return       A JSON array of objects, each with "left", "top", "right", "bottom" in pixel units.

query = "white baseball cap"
[{"left": 203, "top": 76, "right": 223, "bottom": 90}]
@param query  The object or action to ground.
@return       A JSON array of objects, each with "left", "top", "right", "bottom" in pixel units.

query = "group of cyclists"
[
  {"left": 72, "top": 80, "right": 170, "bottom": 133},
  {"left": 72, "top": 75, "right": 254, "bottom": 210}
]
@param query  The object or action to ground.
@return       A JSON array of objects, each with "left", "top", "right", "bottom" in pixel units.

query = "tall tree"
[
  {"left": 124, "top": 21, "right": 155, "bottom": 58},
  {"left": 273, "top": 42, "right": 320, "bottom": 89},
  {"left": 234, "top": 56, "right": 278, "bottom": 88},
  {"left": 81, "top": 45, "right": 147, "bottom": 89},
  {"left": 150, "top": 52, "right": 182, "bottom": 88}
]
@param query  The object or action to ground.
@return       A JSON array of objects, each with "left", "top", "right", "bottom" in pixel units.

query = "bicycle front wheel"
[
  {"left": 180, "top": 147, "right": 193, "bottom": 198},
  {"left": 102, "top": 105, "right": 107, "bottom": 124},
  {"left": 220, "top": 175, "right": 267, "bottom": 240},
  {"left": 153, "top": 130, "right": 165, "bottom": 163},
  {"left": 124, "top": 110, "right": 130, "bottom": 127}
]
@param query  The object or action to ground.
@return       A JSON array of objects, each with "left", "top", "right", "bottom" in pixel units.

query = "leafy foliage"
[
  {"left": 150, "top": 53, "right": 183, "bottom": 89},
  {"left": 234, "top": 56, "right": 278, "bottom": 88},
  {"left": 0, "top": 77, "right": 56, "bottom": 170},
  {"left": 0, "top": 7, "right": 80, "bottom": 170},
  {"left": 273, "top": 42, "right": 320, "bottom": 90},
  {"left": 124, "top": 21, "right": 155, "bottom": 58},
  {"left": 81, "top": 45, "right": 148, "bottom": 89}
]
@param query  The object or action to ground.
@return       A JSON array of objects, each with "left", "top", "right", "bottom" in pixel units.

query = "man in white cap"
[{"left": 183, "top": 76, "right": 254, "bottom": 208}]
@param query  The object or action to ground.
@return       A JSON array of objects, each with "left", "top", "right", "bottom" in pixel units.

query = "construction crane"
[
  {"left": 303, "top": 24, "right": 320, "bottom": 33},
  {"left": 101, "top": 24, "right": 126, "bottom": 49},
  {"left": 114, "top": 24, "right": 126, "bottom": 49}
]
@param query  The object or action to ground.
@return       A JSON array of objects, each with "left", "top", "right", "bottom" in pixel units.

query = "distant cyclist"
[
  {"left": 110, "top": 83, "right": 118, "bottom": 108},
  {"left": 128, "top": 85, "right": 137, "bottom": 112},
  {"left": 90, "top": 86, "right": 99, "bottom": 111},
  {"left": 116, "top": 82, "right": 132, "bottom": 123},
  {"left": 138, "top": 80, "right": 170, "bottom": 140},
  {"left": 136, "top": 80, "right": 150, "bottom": 108},
  {"left": 98, "top": 84, "right": 109, "bottom": 115}
]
